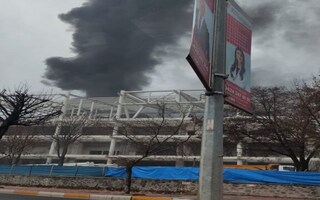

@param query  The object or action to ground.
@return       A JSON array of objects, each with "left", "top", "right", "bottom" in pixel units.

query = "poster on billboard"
[
  {"left": 225, "top": 0, "right": 253, "bottom": 113},
  {"left": 186, "top": 0, "right": 215, "bottom": 90}
]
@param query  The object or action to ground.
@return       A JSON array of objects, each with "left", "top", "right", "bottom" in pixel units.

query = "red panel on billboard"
[
  {"left": 225, "top": 0, "right": 253, "bottom": 113},
  {"left": 187, "top": 38, "right": 211, "bottom": 90},
  {"left": 225, "top": 81, "right": 252, "bottom": 113},
  {"left": 226, "top": 15, "right": 252, "bottom": 54},
  {"left": 187, "top": 0, "right": 215, "bottom": 90}
]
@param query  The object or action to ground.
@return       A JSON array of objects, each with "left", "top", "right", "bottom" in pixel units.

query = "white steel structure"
[{"left": 0, "top": 89, "right": 307, "bottom": 166}]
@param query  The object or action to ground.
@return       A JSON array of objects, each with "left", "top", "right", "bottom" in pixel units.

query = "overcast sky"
[{"left": 0, "top": 0, "right": 319, "bottom": 96}]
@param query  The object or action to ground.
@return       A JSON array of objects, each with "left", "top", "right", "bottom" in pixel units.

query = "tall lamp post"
[{"left": 199, "top": 0, "right": 227, "bottom": 199}]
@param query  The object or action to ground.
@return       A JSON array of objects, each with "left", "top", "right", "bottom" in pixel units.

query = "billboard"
[
  {"left": 225, "top": 0, "right": 253, "bottom": 113},
  {"left": 186, "top": 0, "right": 215, "bottom": 90}
]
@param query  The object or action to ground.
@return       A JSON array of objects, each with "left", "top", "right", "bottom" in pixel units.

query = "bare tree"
[
  {"left": 224, "top": 86, "right": 320, "bottom": 171},
  {"left": 295, "top": 76, "right": 320, "bottom": 129},
  {"left": 111, "top": 103, "right": 202, "bottom": 194},
  {"left": 50, "top": 114, "right": 94, "bottom": 166},
  {"left": 0, "top": 126, "right": 39, "bottom": 165},
  {"left": 0, "top": 85, "right": 61, "bottom": 140}
]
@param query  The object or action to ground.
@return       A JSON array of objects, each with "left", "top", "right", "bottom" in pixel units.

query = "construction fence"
[{"left": 0, "top": 165, "right": 320, "bottom": 185}]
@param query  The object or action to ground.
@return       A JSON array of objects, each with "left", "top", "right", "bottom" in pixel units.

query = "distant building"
[{"left": 0, "top": 89, "right": 310, "bottom": 166}]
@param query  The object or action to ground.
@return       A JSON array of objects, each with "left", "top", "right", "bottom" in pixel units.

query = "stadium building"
[{"left": 0, "top": 89, "right": 310, "bottom": 167}]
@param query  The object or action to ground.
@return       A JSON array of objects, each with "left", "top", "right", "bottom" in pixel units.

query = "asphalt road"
[{"left": 0, "top": 193, "right": 84, "bottom": 200}]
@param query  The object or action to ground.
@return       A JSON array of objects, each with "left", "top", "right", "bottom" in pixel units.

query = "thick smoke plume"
[
  {"left": 44, "top": 0, "right": 320, "bottom": 94},
  {"left": 44, "top": 0, "right": 193, "bottom": 96}
]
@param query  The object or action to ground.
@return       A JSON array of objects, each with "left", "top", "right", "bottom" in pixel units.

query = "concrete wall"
[{"left": 0, "top": 174, "right": 319, "bottom": 199}]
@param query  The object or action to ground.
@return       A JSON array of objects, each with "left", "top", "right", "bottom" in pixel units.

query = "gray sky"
[
  {"left": 0, "top": 0, "right": 85, "bottom": 94},
  {"left": 0, "top": 0, "right": 319, "bottom": 96}
]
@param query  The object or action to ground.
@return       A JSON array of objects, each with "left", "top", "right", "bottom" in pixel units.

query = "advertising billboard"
[
  {"left": 225, "top": 0, "right": 253, "bottom": 113},
  {"left": 187, "top": 0, "right": 215, "bottom": 90}
]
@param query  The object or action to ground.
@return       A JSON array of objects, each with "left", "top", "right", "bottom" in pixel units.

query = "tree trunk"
[
  {"left": 58, "top": 155, "right": 65, "bottom": 166},
  {"left": 58, "top": 146, "right": 68, "bottom": 166},
  {"left": 8, "top": 155, "right": 14, "bottom": 166},
  {"left": 125, "top": 165, "right": 133, "bottom": 194},
  {"left": 300, "top": 158, "right": 309, "bottom": 171},
  {"left": 292, "top": 158, "right": 309, "bottom": 171},
  {"left": 0, "top": 123, "right": 9, "bottom": 140},
  {"left": 14, "top": 153, "right": 22, "bottom": 165}
]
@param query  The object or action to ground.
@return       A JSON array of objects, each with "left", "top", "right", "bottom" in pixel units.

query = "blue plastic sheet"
[
  {"left": 51, "top": 166, "right": 77, "bottom": 176},
  {"left": 0, "top": 165, "right": 14, "bottom": 174},
  {"left": 1, "top": 165, "right": 320, "bottom": 185},
  {"left": 223, "top": 169, "right": 320, "bottom": 185},
  {"left": 104, "top": 166, "right": 320, "bottom": 185},
  {"left": 76, "top": 166, "right": 104, "bottom": 177},
  {"left": 105, "top": 167, "right": 126, "bottom": 178},
  {"left": 30, "top": 165, "right": 53, "bottom": 176},
  {"left": 11, "top": 165, "right": 31, "bottom": 175},
  {"left": 133, "top": 166, "right": 199, "bottom": 180}
]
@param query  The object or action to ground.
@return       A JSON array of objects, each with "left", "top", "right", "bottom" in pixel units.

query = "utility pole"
[{"left": 199, "top": 0, "right": 227, "bottom": 199}]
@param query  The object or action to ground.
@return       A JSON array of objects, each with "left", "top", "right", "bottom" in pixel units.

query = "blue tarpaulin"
[
  {"left": 30, "top": 165, "right": 53, "bottom": 176},
  {"left": 105, "top": 166, "right": 320, "bottom": 185},
  {"left": 11, "top": 165, "right": 31, "bottom": 175},
  {"left": 105, "top": 167, "right": 126, "bottom": 178},
  {"left": 1, "top": 165, "right": 320, "bottom": 185},
  {"left": 223, "top": 169, "right": 320, "bottom": 185},
  {"left": 0, "top": 165, "right": 14, "bottom": 174},
  {"left": 51, "top": 166, "right": 77, "bottom": 176},
  {"left": 76, "top": 166, "right": 104, "bottom": 177},
  {"left": 133, "top": 166, "right": 199, "bottom": 180}
]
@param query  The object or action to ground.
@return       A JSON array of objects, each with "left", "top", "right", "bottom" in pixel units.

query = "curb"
[
  {"left": 132, "top": 197, "right": 171, "bottom": 200},
  {"left": 0, "top": 189, "right": 195, "bottom": 200},
  {"left": 0, "top": 189, "right": 131, "bottom": 200}
]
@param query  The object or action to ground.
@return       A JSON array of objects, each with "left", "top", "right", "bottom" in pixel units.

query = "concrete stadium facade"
[{"left": 0, "top": 89, "right": 310, "bottom": 166}]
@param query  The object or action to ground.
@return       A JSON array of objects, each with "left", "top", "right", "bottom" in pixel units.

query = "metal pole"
[
  {"left": 107, "top": 90, "right": 125, "bottom": 164},
  {"left": 199, "top": 0, "right": 227, "bottom": 199}
]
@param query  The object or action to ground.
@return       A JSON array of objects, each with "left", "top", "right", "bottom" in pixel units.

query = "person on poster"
[
  {"left": 194, "top": 0, "right": 209, "bottom": 59},
  {"left": 230, "top": 47, "right": 247, "bottom": 89}
]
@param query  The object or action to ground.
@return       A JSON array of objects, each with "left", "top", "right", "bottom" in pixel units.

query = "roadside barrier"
[
  {"left": 0, "top": 165, "right": 104, "bottom": 177},
  {"left": 1, "top": 165, "right": 320, "bottom": 185}
]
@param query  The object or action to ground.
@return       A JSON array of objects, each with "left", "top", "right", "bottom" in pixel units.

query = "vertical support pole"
[
  {"left": 175, "top": 128, "right": 185, "bottom": 167},
  {"left": 199, "top": 95, "right": 224, "bottom": 199},
  {"left": 70, "top": 107, "right": 75, "bottom": 118},
  {"left": 107, "top": 90, "right": 125, "bottom": 164},
  {"left": 237, "top": 141, "right": 243, "bottom": 165},
  {"left": 89, "top": 102, "right": 95, "bottom": 119},
  {"left": 47, "top": 92, "right": 70, "bottom": 164},
  {"left": 176, "top": 90, "right": 181, "bottom": 103},
  {"left": 75, "top": 166, "right": 80, "bottom": 176},
  {"left": 109, "top": 107, "right": 114, "bottom": 120},
  {"left": 29, "top": 165, "right": 33, "bottom": 176},
  {"left": 148, "top": 92, "right": 151, "bottom": 103},
  {"left": 94, "top": 109, "right": 98, "bottom": 119},
  {"left": 199, "top": 0, "right": 227, "bottom": 199},
  {"left": 77, "top": 99, "right": 83, "bottom": 116},
  {"left": 49, "top": 165, "right": 54, "bottom": 176}
]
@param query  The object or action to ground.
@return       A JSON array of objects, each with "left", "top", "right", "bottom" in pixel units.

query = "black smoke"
[
  {"left": 44, "top": 0, "right": 320, "bottom": 94},
  {"left": 43, "top": 0, "right": 193, "bottom": 96}
]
